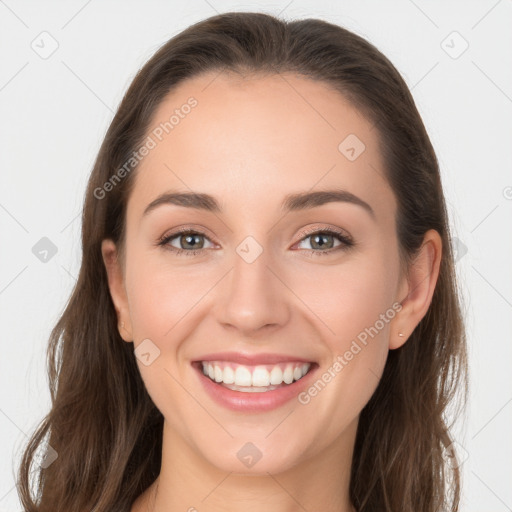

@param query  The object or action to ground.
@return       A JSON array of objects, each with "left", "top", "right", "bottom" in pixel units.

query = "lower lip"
[{"left": 192, "top": 362, "right": 318, "bottom": 412}]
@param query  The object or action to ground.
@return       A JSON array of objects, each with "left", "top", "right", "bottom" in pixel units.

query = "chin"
[{"left": 193, "top": 435, "right": 307, "bottom": 476}]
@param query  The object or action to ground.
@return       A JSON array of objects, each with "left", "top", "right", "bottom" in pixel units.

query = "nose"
[{"left": 213, "top": 246, "right": 291, "bottom": 336}]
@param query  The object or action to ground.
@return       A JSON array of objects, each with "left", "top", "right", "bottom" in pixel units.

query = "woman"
[{"left": 18, "top": 11, "right": 468, "bottom": 512}]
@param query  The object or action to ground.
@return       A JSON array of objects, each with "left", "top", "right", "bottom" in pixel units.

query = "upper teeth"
[{"left": 201, "top": 361, "right": 311, "bottom": 387}]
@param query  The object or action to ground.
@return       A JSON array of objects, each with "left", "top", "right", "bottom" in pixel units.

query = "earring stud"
[{"left": 398, "top": 333, "right": 404, "bottom": 337}]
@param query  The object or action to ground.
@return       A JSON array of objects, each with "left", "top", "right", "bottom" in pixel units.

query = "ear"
[
  {"left": 390, "top": 229, "right": 442, "bottom": 350},
  {"left": 101, "top": 239, "right": 133, "bottom": 342}
]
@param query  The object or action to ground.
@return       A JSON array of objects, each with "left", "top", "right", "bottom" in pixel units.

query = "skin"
[{"left": 101, "top": 71, "right": 442, "bottom": 512}]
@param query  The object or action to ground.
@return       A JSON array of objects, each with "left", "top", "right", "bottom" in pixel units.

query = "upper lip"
[{"left": 193, "top": 352, "right": 315, "bottom": 365}]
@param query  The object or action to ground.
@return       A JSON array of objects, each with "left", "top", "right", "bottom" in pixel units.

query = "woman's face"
[{"left": 103, "top": 72, "right": 410, "bottom": 475}]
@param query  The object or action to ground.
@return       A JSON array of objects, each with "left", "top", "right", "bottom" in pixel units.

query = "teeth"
[
  {"left": 220, "top": 383, "right": 281, "bottom": 393},
  {"left": 252, "top": 366, "right": 270, "bottom": 387},
  {"left": 200, "top": 361, "right": 311, "bottom": 388},
  {"left": 234, "top": 366, "right": 252, "bottom": 386},
  {"left": 223, "top": 365, "right": 235, "bottom": 384},
  {"left": 283, "top": 366, "right": 294, "bottom": 384},
  {"left": 269, "top": 366, "right": 283, "bottom": 385}
]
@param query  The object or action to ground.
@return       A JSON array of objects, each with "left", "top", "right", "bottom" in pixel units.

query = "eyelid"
[
  {"left": 157, "top": 225, "right": 218, "bottom": 245},
  {"left": 157, "top": 224, "right": 354, "bottom": 255},
  {"left": 295, "top": 224, "right": 353, "bottom": 244},
  {"left": 158, "top": 224, "right": 352, "bottom": 243}
]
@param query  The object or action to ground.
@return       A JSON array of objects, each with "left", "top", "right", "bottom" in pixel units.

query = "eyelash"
[{"left": 157, "top": 226, "right": 354, "bottom": 257}]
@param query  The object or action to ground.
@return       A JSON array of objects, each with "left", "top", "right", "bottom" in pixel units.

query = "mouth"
[
  {"left": 196, "top": 360, "right": 313, "bottom": 392},
  {"left": 191, "top": 358, "right": 319, "bottom": 412}
]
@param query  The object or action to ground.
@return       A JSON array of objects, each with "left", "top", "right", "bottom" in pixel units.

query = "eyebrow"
[{"left": 143, "top": 188, "right": 375, "bottom": 220}]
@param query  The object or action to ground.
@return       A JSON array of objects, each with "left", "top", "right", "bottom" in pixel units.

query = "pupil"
[
  {"left": 178, "top": 233, "right": 334, "bottom": 251},
  {"left": 312, "top": 234, "right": 333, "bottom": 249},
  {"left": 182, "top": 234, "right": 203, "bottom": 249}
]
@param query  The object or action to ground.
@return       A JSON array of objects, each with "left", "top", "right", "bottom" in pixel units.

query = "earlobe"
[
  {"left": 101, "top": 239, "right": 133, "bottom": 342},
  {"left": 389, "top": 229, "right": 442, "bottom": 350},
  {"left": 390, "top": 323, "right": 408, "bottom": 351}
]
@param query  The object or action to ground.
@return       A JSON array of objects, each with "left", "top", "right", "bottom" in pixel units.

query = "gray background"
[{"left": 1, "top": 0, "right": 511, "bottom": 510}]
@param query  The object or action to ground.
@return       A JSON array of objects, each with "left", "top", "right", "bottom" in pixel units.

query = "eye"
[
  {"left": 157, "top": 229, "right": 215, "bottom": 256},
  {"left": 294, "top": 228, "right": 354, "bottom": 256},
  {"left": 157, "top": 226, "right": 354, "bottom": 257}
]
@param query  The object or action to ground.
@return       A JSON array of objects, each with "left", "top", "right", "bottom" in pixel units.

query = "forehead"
[{"left": 127, "top": 71, "right": 396, "bottom": 226}]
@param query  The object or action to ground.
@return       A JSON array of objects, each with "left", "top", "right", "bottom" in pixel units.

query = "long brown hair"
[{"left": 17, "top": 11, "right": 468, "bottom": 511}]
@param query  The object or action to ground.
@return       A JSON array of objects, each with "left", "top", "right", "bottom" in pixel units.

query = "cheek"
[
  {"left": 125, "top": 251, "right": 213, "bottom": 340},
  {"left": 286, "top": 253, "right": 397, "bottom": 345},
  {"left": 123, "top": 258, "right": 200, "bottom": 432},
  {"left": 286, "top": 255, "right": 395, "bottom": 416},
  {"left": 123, "top": 254, "right": 220, "bottom": 396}
]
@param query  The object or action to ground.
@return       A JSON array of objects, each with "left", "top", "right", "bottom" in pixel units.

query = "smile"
[
  {"left": 192, "top": 357, "right": 318, "bottom": 412},
  {"left": 201, "top": 361, "right": 312, "bottom": 392}
]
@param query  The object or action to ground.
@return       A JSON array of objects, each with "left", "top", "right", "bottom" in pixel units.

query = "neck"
[{"left": 132, "top": 417, "right": 358, "bottom": 512}]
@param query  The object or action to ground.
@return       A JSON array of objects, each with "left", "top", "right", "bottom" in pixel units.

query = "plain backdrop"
[{"left": 1, "top": 1, "right": 511, "bottom": 510}]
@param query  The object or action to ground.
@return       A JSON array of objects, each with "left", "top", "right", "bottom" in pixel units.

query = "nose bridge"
[{"left": 215, "top": 235, "right": 290, "bottom": 333}]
